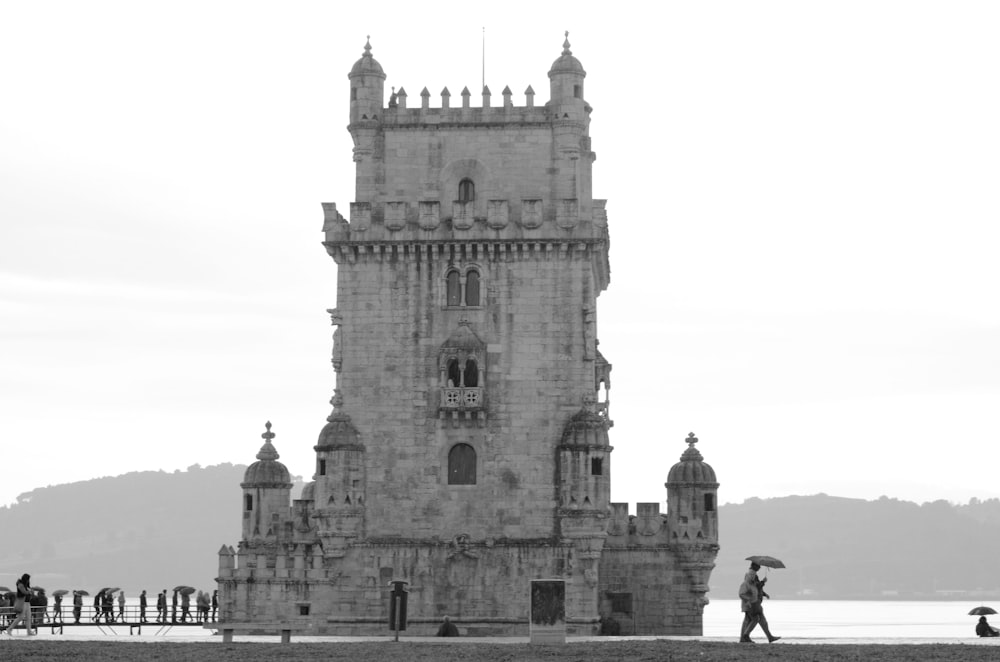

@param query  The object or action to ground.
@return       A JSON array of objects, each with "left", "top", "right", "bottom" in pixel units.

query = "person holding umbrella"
[
  {"left": 739, "top": 558, "right": 782, "bottom": 643},
  {"left": 970, "top": 606, "right": 1000, "bottom": 636},
  {"left": 72, "top": 591, "right": 84, "bottom": 623}
]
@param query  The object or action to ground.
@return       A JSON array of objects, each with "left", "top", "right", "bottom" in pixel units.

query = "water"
[{"left": 704, "top": 599, "right": 991, "bottom": 639}]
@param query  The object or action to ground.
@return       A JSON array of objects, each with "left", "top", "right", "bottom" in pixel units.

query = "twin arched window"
[
  {"left": 446, "top": 268, "right": 481, "bottom": 307},
  {"left": 446, "top": 358, "right": 479, "bottom": 387}
]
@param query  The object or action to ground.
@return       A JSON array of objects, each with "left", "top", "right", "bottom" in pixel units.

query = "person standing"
[
  {"left": 156, "top": 590, "right": 166, "bottom": 623},
  {"left": 180, "top": 589, "right": 191, "bottom": 623},
  {"left": 53, "top": 592, "right": 63, "bottom": 623},
  {"left": 3, "top": 573, "right": 34, "bottom": 636},
  {"left": 139, "top": 590, "right": 148, "bottom": 623},
  {"left": 117, "top": 591, "right": 126, "bottom": 622},
  {"left": 72, "top": 591, "right": 83, "bottom": 624},
  {"left": 211, "top": 589, "right": 218, "bottom": 622}
]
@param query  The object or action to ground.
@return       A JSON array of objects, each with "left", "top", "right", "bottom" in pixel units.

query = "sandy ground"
[{"left": 3, "top": 638, "right": 1000, "bottom": 661}]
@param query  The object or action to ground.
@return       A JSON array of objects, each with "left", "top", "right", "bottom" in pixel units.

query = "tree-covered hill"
[
  {"left": 5, "top": 472, "right": 999, "bottom": 602},
  {"left": 0, "top": 464, "right": 303, "bottom": 597},
  {"left": 713, "top": 494, "right": 1000, "bottom": 600}
]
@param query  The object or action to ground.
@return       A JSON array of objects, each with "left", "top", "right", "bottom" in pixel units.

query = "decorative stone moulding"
[
  {"left": 385, "top": 201, "right": 407, "bottom": 231},
  {"left": 452, "top": 200, "right": 474, "bottom": 230},
  {"left": 419, "top": 201, "right": 440, "bottom": 229},
  {"left": 349, "top": 202, "right": 371, "bottom": 232},
  {"left": 556, "top": 199, "right": 579, "bottom": 230},
  {"left": 521, "top": 199, "right": 543, "bottom": 229},
  {"left": 487, "top": 200, "right": 509, "bottom": 229}
]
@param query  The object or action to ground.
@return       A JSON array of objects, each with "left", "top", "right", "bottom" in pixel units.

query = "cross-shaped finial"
[
  {"left": 262, "top": 421, "right": 275, "bottom": 443},
  {"left": 686, "top": 432, "right": 698, "bottom": 447}
]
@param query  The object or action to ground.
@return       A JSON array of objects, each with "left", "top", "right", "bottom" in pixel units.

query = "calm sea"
[{"left": 704, "top": 599, "right": 990, "bottom": 639}]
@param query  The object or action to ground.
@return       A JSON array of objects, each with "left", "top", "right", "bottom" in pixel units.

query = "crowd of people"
[{"left": 0, "top": 574, "right": 218, "bottom": 636}]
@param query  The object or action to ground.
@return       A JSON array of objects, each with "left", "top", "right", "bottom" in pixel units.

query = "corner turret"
[
  {"left": 548, "top": 32, "right": 588, "bottom": 122},
  {"left": 240, "top": 421, "right": 293, "bottom": 541},
  {"left": 665, "top": 433, "right": 719, "bottom": 543},
  {"left": 348, "top": 36, "right": 385, "bottom": 125}
]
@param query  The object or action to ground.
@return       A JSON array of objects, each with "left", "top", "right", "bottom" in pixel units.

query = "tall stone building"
[{"left": 217, "top": 36, "right": 720, "bottom": 636}]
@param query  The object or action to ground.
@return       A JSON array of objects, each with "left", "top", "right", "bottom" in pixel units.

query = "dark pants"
[{"left": 741, "top": 604, "right": 774, "bottom": 641}]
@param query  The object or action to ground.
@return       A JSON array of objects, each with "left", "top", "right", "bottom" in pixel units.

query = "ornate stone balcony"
[
  {"left": 440, "top": 386, "right": 483, "bottom": 409},
  {"left": 439, "top": 386, "right": 485, "bottom": 427}
]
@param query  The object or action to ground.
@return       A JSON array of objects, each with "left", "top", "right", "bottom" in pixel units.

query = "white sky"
[{"left": 2, "top": 1, "right": 998, "bottom": 508}]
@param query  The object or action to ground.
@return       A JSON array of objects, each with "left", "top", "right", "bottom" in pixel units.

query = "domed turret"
[
  {"left": 549, "top": 32, "right": 586, "bottom": 77},
  {"left": 667, "top": 433, "right": 718, "bottom": 487},
  {"left": 548, "top": 32, "right": 587, "bottom": 120},
  {"left": 348, "top": 36, "right": 386, "bottom": 125},
  {"left": 242, "top": 421, "right": 293, "bottom": 487},
  {"left": 557, "top": 402, "right": 612, "bottom": 513},
  {"left": 560, "top": 407, "right": 610, "bottom": 447},
  {"left": 665, "top": 433, "right": 719, "bottom": 542},
  {"left": 350, "top": 36, "right": 384, "bottom": 77},
  {"left": 241, "top": 422, "right": 293, "bottom": 541}
]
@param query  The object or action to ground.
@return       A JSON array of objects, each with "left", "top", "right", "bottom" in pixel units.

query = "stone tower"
[{"left": 216, "top": 36, "right": 720, "bottom": 636}]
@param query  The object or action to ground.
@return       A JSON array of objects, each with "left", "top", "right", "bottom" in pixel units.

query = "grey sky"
[{"left": 2, "top": 1, "right": 998, "bottom": 508}]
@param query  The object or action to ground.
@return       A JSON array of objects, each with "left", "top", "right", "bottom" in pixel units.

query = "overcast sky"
[{"left": 2, "top": 1, "right": 998, "bottom": 509}]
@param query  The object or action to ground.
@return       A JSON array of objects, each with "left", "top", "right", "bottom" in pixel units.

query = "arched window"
[
  {"left": 465, "top": 269, "right": 480, "bottom": 306},
  {"left": 244, "top": 494, "right": 253, "bottom": 511},
  {"left": 458, "top": 178, "right": 475, "bottom": 202},
  {"left": 704, "top": 493, "right": 716, "bottom": 512},
  {"left": 447, "top": 358, "right": 461, "bottom": 387},
  {"left": 448, "top": 443, "right": 477, "bottom": 485},
  {"left": 463, "top": 359, "right": 478, "bottom": 388},
  {"left": 446, "top": 270, "right": 461, "bottom": 306}
]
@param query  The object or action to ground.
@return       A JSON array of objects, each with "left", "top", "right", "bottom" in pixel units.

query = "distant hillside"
[
  {"left": 713, "top": 494, "right": 1000, "bottom": 600},
  {"left": 6, "top": 474, "right": 1000, "bottom": 602},
  {"left": 0, "top": 464, "right": 302, "bottom": 597}
]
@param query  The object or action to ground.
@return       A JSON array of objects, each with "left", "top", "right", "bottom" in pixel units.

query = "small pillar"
[
  {"left": 420, "top": 87, "right": 430, "bottom": 109},
  {"left": 482, "top": 85, "right": 491, "bottom": 108},
  {"left": 461, "top": 86, "right": 471, "bottom": 109},
  {"left": 441, "top": 87, "right": 451, "bottom": 109},
  {"left": 397, "top": 87, "right": 407, "bottom": 109},
  {"left": 525, "top": 85, "right": 535, "bottom": 108},
  {"left": 502, "top": 85, "right": 512, "bottom": 109}
]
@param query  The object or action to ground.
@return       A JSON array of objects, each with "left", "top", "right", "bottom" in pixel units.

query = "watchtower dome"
[
  {"left": 240, "top": 421, "right": 293, "bottom": 541},
  {"left": 666, "top": 433, "right": 719, "bottom": 542}
]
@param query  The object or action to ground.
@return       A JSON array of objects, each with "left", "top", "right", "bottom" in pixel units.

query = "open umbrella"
[
  {"left": 173, "top": 585, "right": 191, "bottom": 592},
  {"left": 969, "top": 606, "right": 997, "bottom": 616},
  {"left": 746, "top": 555, "right": 786, "bottom": 569},
  {"left": 107, "top": 587, "right": 121, "bottom": 594},
  {"left": 52, "top": 589, "right": 69, "bottom": 597},
  {"left": 32, "top": 586, "right": 46, "bottom": 593},
  {"left": 0, "top": 586, "right": 10, "bottom": 592},
  {"left": 73, "top": 590, "right": 90, "bottom": 596},
  {"left": 179, "top": 587, "right": 196, "bottom": 596}
]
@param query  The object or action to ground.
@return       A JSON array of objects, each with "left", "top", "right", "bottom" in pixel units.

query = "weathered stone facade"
[{"left": 216, "top": 36, "right": 720, "bottom": 636}]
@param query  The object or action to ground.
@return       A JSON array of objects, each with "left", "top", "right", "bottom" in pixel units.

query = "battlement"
[
  {"left": 605, "top": 502, "right": 718, "bottom": 548},
  {"left": 366, "top": 85, "right": 589, "bottom": 128},
  {"left": 321, "top": 199, "right": 608, "bottom": 244}
]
